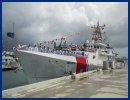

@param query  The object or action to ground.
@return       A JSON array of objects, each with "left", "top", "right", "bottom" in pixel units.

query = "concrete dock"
[{"left": 2, "top": 66, "right": 128, "bottom": 98}]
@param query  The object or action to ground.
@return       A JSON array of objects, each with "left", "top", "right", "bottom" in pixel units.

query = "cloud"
[
  {"left": 2, "top": 2, "right": 128, "bottom": 57},
  {"left": 114, "top": 47, "right": 128, "bottom": 57}
]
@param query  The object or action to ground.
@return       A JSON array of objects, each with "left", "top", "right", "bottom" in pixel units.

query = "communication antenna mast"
[{"left": 91, "top": 21, "right": 106, "bottom": 43}]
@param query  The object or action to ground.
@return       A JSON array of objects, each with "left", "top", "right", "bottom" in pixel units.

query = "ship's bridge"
[
  {"left": 93, "top": 43, "right": 113, "bottom": 49},
  {"left": 85, "top": 42, "right": 108, "bottom": 50}
]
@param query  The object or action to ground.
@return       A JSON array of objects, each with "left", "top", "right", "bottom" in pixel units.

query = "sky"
[{"left": 2, "top": 2, "right": 128, "bottom": 57}]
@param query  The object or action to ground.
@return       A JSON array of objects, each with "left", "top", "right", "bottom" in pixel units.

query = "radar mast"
[{"left": 91, "top": 21, "right": 106, "bottom": 43}]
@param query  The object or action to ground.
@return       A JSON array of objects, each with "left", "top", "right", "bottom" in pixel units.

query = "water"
[{"left": 2, "top": 69, "right": 29, "bottom": 90}]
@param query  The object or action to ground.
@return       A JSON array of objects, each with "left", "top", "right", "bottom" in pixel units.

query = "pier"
[{"left": 2, "top": 66, "right": 128, "bottom": 98}]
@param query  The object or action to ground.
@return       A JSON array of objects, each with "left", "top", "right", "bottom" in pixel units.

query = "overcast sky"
[{"left": 2, "top": 2, "right": 128, "bottom": 57}]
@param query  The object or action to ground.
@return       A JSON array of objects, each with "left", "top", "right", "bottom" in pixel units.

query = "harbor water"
[{"left": 2, "top": 69, "right": 29, "bottom": 90}]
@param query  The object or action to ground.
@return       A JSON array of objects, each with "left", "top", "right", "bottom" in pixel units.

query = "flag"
[{"left": 7, "top": 32, "right": 15, "bottom": 38}]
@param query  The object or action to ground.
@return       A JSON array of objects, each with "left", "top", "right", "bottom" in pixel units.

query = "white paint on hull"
[
  {"left": 15, "top": 50, "right": 77, "bottom": 83},
  {"left": 15, "top": 50, "right": 103, "bottom": 83}
]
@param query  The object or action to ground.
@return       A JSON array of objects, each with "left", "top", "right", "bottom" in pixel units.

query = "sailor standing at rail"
[
  {"left": 33, "top": 44, "right": 38, "bottom": 52},
  {"left": 48, "top": 48, "right": 51, "bottom": 53},
  {"left": 60, "top": 50, "right": 62, "bottom": 55},
  {"left": 27, "top": 44, "right": 33, "bottom": 51},
  {"left": 42, "top": 46, "right": 45, "bottom": 52},
  {"left": 53, "top": 50, "right": 56, "bottom": 54},
  {"left": 38, "top": 45, "right": 43, "bottom": 52},
  {"left": 45, "top": 47, "right": 48, "bottom": 52},
  {"left": 38, "top": 43, "right": 42, "bottom": 52}
]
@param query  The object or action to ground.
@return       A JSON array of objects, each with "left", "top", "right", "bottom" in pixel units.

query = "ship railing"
[
  {"left": 20, "top": 46, "right": 88, "bottom": 58},
  {"left": 99, "top": 49, "right": 109, "bottom": 54}
]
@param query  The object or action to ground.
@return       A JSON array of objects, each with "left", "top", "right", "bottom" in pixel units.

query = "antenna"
[
  {"left": 12, "top": 22, "right": 18, "bottom": 49},
  {"left": 91, "top": 21, "right": 106, "bottom": 43}
]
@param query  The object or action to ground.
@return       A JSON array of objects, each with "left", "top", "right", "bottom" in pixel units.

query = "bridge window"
[
  {"left": 97, "top": 45, "right": 99, "bottom": 49},
  {"left": 94, "top": 45, "right": 96, "bottom": 48}
]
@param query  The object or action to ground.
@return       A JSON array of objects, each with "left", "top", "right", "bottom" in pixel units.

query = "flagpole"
[
  {"left": 13, "top": 22, "right": 14, "bottom": 34},
  {"left": 12, "top": 22, "right": 18, "bottom": 49},
  {"left": 12, "top": 23, "right": 15, "bottom": 50}
]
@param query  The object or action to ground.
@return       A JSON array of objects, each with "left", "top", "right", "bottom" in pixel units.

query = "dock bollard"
[{"left": 71, "top": 73, "right": 76, "bottom": 80}]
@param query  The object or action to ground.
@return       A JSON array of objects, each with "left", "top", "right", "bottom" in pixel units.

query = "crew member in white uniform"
[
  {"left": 34, "top": 45, "right": 39, "bottom": 52},
  {"left": 27, "top": 44, "right": 33, "bottom": 51},
  {"left": 32, "top": 44, "right": 38, "bottom": 52},
  {"left": 39, "top": 46, "right": 43, "bottom": 52}
]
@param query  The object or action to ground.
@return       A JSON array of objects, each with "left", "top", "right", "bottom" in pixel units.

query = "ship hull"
[{"left": 15, "top": 50, "right": 102, "bottom": 83}]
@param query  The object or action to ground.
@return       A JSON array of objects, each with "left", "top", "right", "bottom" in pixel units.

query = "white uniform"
[
  {"left": 34, "top": 47, "right": 39, "bottom": 52},
  {"left": 60, "top": 50, "right": 62, "bottom": 54},
  {"left": 28, "top": 47, "right": 33, "bottom": 51},
  {"left": 39, "top": 47, "right": 43, "bottom": 52}
]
